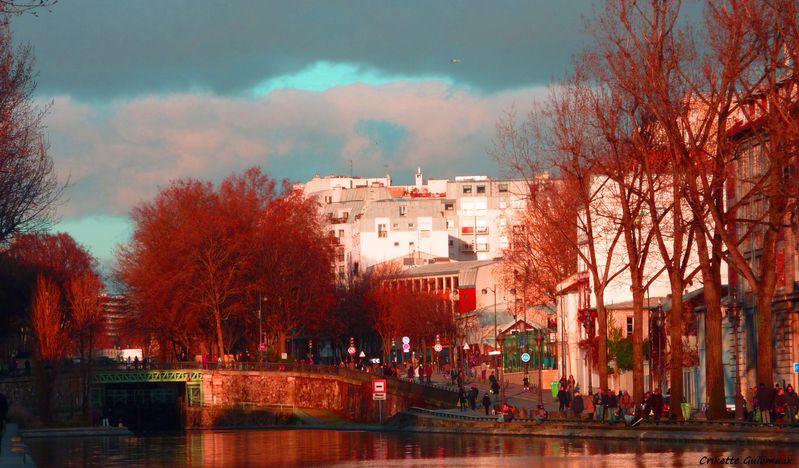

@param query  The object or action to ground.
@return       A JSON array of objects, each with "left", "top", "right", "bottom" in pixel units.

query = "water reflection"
[{"left": 26, "top": 429, "right": 799, "bottom": 467}]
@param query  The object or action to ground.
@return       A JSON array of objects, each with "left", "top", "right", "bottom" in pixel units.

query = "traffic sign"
[
  {"left": 794, "top": 362, "right": 799, "bottom": 373},
  {"left": 463, "top": 343, "right": 470, "bottom": 350},
  {"left": 521, "top": 353, "right": 531, "bottom": 363},
  {"left": 258, "top": 342, "right": 266, "bottom": 351},
  {"left": 348, "top": 346, "right": 356, "bottom": 355},
  {"left": 373, "top": 379, "right": 387, "bottom": 400},
  {"left": 433, "top": 343, "right": 443, "bottom": 352},
  {"left": 402, "top": 336, "right": 410, "bottom": 345},
  {"left": 402, "top": 343, "right": 410, "bottom": 352},
  {"left": 359, "top": 351, "right": 366, "bottom": 358}
]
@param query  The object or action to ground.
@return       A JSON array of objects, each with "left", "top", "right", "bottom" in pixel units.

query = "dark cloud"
[{"left": 11, "top": 0, "right": 591, "bottom": 99}]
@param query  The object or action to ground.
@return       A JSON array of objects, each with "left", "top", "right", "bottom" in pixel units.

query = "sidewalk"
[
  {"left": 428, "top": 371, "right": 560, "bottom": 415},
  {"left": 0, "top": 423, "right": 34, "bottom": 467}
]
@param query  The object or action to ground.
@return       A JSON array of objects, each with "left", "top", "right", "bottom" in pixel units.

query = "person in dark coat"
[
  {"left": 571, "top": 390, "right": 585, "bottom": 419},
  {"left": 489, "top": 373, "right": 500, "bottom": 400},
  {"left": 0, "top": 392, "right": 8, "bottom": 432},
  {"left": 756, "top": 383, "right": 774, "bottom": 425},
  {"left": 650, "top": 388, "right": 664, "bottom": 420},
  {"left": 482, "top": 393, "right": 492, "bottom": 415},
  {"left": 558, "top": 386, "right": 569, "bottom": 416},
  {"left": 607, "top": 390, "right": 618, "bottom": 422},
  {"left": 785, "top": 385, "right": 799, "bottom": 425}
]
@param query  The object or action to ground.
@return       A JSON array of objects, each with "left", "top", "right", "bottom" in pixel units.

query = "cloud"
[
  {"left": 12, "top": 0, "right": 589, "bottom": 100},
  {"left": 47, "top": 76, "right": 548, "bottom": 221}
]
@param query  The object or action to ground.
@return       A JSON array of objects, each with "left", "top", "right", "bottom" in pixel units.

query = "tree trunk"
[
  {"left": 668, "top": 275, "right": 684, "bottom": 420},
  {"left": 695, "top": 226, "right": 726, "bottom": 419},
  {"left": 596, "top": 294, "right": 608, "bottom": 392},
  {"left": 213, "top": 305, "right": 226, "bottom": 363},
  {"left": 632, "top": 288, "right": 645, "bottom": 404},
  {"left": 277, "top": 330, "right": 287, "bottom": 358},
  {"left": 756, "top": 292, "right": 774, "bottom": 387}
]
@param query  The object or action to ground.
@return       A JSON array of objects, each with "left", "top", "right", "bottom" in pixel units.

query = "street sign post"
[
  {"left": 373, "top": 379, "right": 387, "bottom": 423},
  {"left": 348, "top": 346, "right": 356, "bottom": 356},
  {"left": 433, "top": 343, "right": 443, "bottom": 353},
  {"left": 258, "top": 342, "right": 266, "bottom": 352},
  {"left": 521, "top": 352, "right": 531, "bottom": 363},
  {"left": 402, "top": 336, "right": 410, "bottom": 345},
  {"left": 794, "top": 362, "right": 799, "bottom": 373}
]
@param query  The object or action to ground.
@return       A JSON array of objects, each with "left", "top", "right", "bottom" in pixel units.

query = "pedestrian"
[
  {"left": 571, "top": 390, "right": 584, "bottom": 419},
  {"left": 481, "top": 362, "right": 487, "bottom": 382},
  {"left": 414, "top": 365, "right": 420, "bottom": 384},
  {"left": 424, "top": 363, "right": 432, "bottom": 384},
  {"left": 594, "top": 388, "right": 605, "bottom": 422},
  {"left": 619, "top": 390, "right": 633, "bottom": 419},
  {"left": 607, "top": 390, "right": 618, "bottom": 422},
  {"left": 650, "top": 388, "right": 664, "bottom": 421},
  {"left": 522, "top": 374, "right": 530, "bottom": 391},
  {"left": 458, "top": 386, "right": 467, "bottom": 412},
  {"left": 457, "top": 368, "right": 464, "bottom": 388},
  {"left": 584, "top": 391, "right": 595, "bottom": 420},
  {"left": 775, "top": 388, "right": 787, "bottom": 423},
  {"left": 468, "top": 386, "right": 478, "bottom": 410},
  {"left": 450, "top": 367, "right": 458, "bottom": 386},
  {"left": 558, "top": 385, "right": 569, "bottom": 416},
  {"left": 756, "top": 383, "right": 774, "bottom": 425},
  {"left": 642, "top": 391, "right": 652, "bottom": 419},
  {"left": 568, "top": 374, "right": 576, "bottom": 399},
  {"left": 489, "top": 373, "right": 500, "bottom": 400},
  {"left": 785, "top": 385, "right": 799, "bottom": 425},
  {"left": 482, "top": 393, "right": 492, "bottom": 415}
]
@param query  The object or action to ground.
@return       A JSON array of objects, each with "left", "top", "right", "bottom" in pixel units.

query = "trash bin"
[
  {"left": 551, "top": 381, "right": 559, "bottom": 399},
  {"left": 681, "top": 402, "right": 691, "bottom": 421}
]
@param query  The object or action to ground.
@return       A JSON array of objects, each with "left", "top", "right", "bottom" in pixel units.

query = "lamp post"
[
  {"left": 728, "top": 290, "right": 743, "bottom": 420},
  {"left": 656, "top": 299, "right": 665, "bottom": 394},
  {"left": 536, "top": 329, "right": 544, "bottom": 404},
  {"left": 482, "top": 286, "right": 501, "bottom": 399},
  {"left": 257, "top": 293, "right": 266, "bottom": 362}
]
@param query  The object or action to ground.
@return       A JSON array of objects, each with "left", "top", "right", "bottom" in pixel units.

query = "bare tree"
[
  {"left": 67, "top": 272, "right": 104, "bottom": 422},
  {"left": 0, "top": 19, "right": 64, "bottom": 246},
  {"left": 31, "top": 274, "right": 64, "bottom": 422}
]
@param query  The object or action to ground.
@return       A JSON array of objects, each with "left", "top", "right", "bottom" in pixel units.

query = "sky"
[{"left": 10, "top": 0, "right": 594, "bottom": 264}]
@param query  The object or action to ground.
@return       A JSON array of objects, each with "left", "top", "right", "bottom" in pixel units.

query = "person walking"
[
  {"left": 607, "top": 390, "right": 618, "bottom": 422},
  {"left": 785, "top": 385, "right": 799, "bottom": 426},
  {"left": 619, "top": 390, "right": 633, "bottom": 419},
  {"left": 571, "top": 390, "right": 584, "bottom": 419},
  {"left": 481, "top": 362, "right": 487, "bottom": 382},
  {"left": 424, "top": 363, "right": 433, "bottom": 384},
  {"left": 650, "top": 388, "right": 664, "bottom": 421},
  {"left": 568, "top": 375, "right": 576, "bottom": 400},
  {"left": 756, "top": 383, "right": 774, "bottom": 425},
  {"left": 458, "top": 386, "right": 467, "bottom": 412},
  {"left": 482, "top": 393, "right": 492, "bottom": 415},
  {"left": 523, "top": 374, "right": 530, "bottom": 391},
  {"left": 584, "top": 391, "right": 595, "bottom": 421},
  {"left": 489, "top": 372, "right": 500, "bottom": 400},
  {"left": 557, "top": 385, "right": 569, "bottom": 417},
  {"left": 594, "top": 388, "right": 606, "bottom": 422}
]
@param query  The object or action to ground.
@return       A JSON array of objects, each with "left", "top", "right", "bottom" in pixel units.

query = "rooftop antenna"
[{"left": 349, "top": 159, "right": 353, "bottom": 178}]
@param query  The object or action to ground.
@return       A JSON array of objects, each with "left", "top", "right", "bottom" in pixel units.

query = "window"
[
  {"left": 393, "top": 223, "right": 399, "bottom": 229},
  {"left": 336, "top": 247, "right": 345, "bottom": 262},
  {"left": 463, "top": 185, "right": 472, "bottom": 194},
  {"left": 449, "top": 239, "right": 454, "bottom": 246},
  {"left": 626, "top": 317, "right": 634, "bottom": 337},
  {"left": 378, "top": 223, "right": 388, "bottom": 238},
  {"left": 498, "top": 183, "right": 508, "bottom": 193},
  {"left": 476, "top": 185, "right": 486, "bottom": 194},
  {"left": 399, "top": 206, "right": 407, "bottom": 216},
  {"left": 338, "top": 229, "right": 344, "bottom": 238},
  {"left": 446, "top": 220, "right": 454, "bottom": 230},
  {"left": 324, "top": 195, "right": 332, "bottom": 204},
  {"left": 408, "top": 222, "right": 414, "bottom": 229},
  {"left": 445, "top": 202, "right": 454, "bottom": 211},
  {"left": 394, "top": 242, "right": 399, "bottom": 247},
  {"left": 409, "top": 241, "right": 415, "bottom": 249},
  {"left": 499, "top": 236, "right": 509, "bottom": 249},
  {"left": 342, "top": 211, "right": 349, "bottom": 220}
]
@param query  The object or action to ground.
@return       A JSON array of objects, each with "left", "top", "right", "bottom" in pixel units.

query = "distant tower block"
[{"left": 415, "top": 167, "right": 424, "bottom": 187}]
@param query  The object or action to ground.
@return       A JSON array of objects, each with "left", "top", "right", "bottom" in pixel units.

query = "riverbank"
[
  {"left": 386, "top": 408, "right": 799, "bottom": 446},
  {"left": 21, "top": 426, "right": 132, "bottom": 438}
]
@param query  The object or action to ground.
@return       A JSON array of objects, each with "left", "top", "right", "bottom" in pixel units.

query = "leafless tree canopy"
[{"left": 0, "top": 19, "right": 63, "bottom": 246}]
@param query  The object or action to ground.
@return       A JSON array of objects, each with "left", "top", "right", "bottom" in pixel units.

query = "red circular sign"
[{"left": 348, "top": 346, "right": 356, "bottom": 355}]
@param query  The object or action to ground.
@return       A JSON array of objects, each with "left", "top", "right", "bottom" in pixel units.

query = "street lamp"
[
  {"left": 656, "top": 299, "right": 665, "bottom": 394},
  {"left": 728, "top": 290, "right": 743, "bottom": 420},
  {"left": 536, "top": 328, "right": 544, "bottom": 404},
  {"left": 257, "top": 294, "right": 267, "bottom": 362},
  {"left": 482, "top": 286, "right": 501, "bottom": 399}
]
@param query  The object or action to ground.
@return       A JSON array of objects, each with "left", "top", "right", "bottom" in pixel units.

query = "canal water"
[{"left": 26, "top": 429, "right": 798, "bottom": 467}]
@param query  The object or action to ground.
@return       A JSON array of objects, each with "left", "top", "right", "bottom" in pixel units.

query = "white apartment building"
[{"left": 299, "top": 169, "right": 530, "bottom": 285}]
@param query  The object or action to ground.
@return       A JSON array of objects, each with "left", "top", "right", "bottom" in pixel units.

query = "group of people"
[
  {"left": 751, "top": 382, "right": 799, "bottom": 425},
  {"left": 564, "top": 385, "right": 641, "bottom": 423}
]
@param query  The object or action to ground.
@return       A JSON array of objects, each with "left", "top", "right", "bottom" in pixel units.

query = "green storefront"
[{"left": 502, "top": 329, "right": 556, "bottom": 373}]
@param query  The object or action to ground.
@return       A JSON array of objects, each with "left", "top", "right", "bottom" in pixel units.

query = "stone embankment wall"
[{"left": 190, "top": 370, "right": 456, "bottom": 427}]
